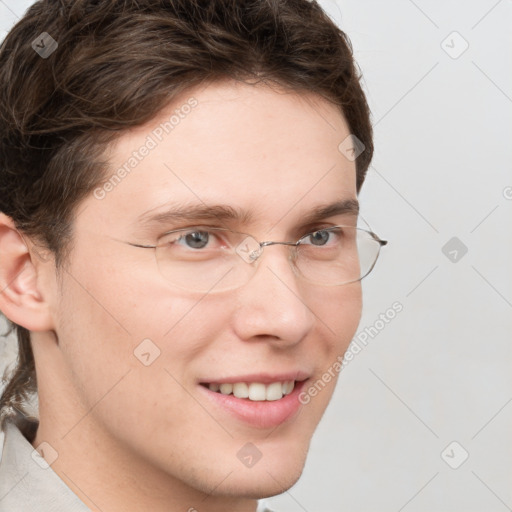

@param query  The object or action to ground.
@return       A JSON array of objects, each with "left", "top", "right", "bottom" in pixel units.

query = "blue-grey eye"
[
  {"left": 307, "top": 230, "right": 330, "bottom": 246},
  {"left": 183, "top": 231, "right": 209, "bottom": 249}
]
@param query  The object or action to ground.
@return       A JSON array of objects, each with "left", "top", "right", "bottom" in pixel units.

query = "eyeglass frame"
[{"left": 123, "top": 224, "right": 388, "bottom": 291}]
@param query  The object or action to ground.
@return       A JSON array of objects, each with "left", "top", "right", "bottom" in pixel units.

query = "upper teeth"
[{"left": 208, "top": 381, "right": 295, "bottom": 401}]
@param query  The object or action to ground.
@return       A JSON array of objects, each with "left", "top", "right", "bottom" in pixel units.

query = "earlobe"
[{"left": 0, "top": 213, "right": 54, "bottom": 331}]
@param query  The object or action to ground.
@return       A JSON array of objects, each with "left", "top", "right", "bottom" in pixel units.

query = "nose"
[{"left": 230, "top": 244, "right": 315, "bottom": 347}]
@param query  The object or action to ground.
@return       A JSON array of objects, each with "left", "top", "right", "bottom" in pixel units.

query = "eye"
[
  {"left": 180, "top": 230, "right": 210, "bottom": 249},
  {"left": 302, "top": 228, "right": 340, "bottom": 247},
  {"left": 160, "top": 227, "right": 230, "bottom": 252}
]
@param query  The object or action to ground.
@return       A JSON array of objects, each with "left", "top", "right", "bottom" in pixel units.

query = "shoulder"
[{"left": 0, "top": 417, "right": 90, "bottom": 511}]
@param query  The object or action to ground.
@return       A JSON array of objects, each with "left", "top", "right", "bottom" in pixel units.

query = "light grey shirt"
[
  {"left": 0, "top": 417, "right": 275, "bottom": 512},
  {"left": 0, "top": 418, "right": 90, "bottom": 511}
]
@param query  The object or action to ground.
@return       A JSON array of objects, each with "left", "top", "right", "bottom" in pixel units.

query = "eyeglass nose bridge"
[{"left": 235, "top": 236, "right": 297, "bottom": 264}]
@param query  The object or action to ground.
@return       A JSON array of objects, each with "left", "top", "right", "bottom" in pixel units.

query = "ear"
[{"left": 0, "top": 212, "right": 54, "bottom": 331}]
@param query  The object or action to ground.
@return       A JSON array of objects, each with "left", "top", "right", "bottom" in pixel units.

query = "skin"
[{"left": 0, "top": 79, "right": 362, "bottom": 512}]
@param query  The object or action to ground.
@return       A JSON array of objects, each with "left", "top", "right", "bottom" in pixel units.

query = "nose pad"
[
  {"left": 235, "top": 235, "right": 263, "bottom": 263},
  {"left": 288, "top": 247, "right": 301, "bottom": 277}
]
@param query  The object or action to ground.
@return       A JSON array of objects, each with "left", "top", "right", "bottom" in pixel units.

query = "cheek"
[
  {"left": 54, "top": 264, "right": 230, "bottom": 407},
  {"left": 50, "top": 272, "right": 244, "bottom": 479},
  {"left": 309, "top": 282, "right": 362, "bottom": 350},
  {"left": 295, "top": 284, "right": 362, "bottom": 413}
]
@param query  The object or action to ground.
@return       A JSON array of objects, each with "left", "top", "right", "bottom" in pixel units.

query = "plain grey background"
[{"left": 0, "top": 1, "right": 511, "bottom": 511}]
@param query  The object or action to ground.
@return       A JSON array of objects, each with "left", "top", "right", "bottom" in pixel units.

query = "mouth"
[
  {"left": 198, "top": 374, "right": 309, "bottom": 429},
  {"left": 200, "top": 380, "right": 296, "bottom": 401}
]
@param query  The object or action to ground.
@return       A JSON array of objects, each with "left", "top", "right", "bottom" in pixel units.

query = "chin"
[
  {"left": 212, "top": 442, "right": 310, "bottom": 499},
  {"left": 217, "top": 464, "right": 305, "bottom": 499}
]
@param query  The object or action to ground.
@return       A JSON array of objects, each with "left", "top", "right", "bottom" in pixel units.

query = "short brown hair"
[{"left": 0, "top": 0, "right": 373, "bottom": 431}]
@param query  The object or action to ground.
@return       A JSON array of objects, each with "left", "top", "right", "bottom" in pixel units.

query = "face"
[{"left": 37, "top": 79, "right": 362, "bottom": 503}]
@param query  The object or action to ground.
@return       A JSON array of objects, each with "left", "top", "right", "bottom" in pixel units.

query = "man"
[{"left": 0, "top": 1, "right": 385, "bottom": 510}]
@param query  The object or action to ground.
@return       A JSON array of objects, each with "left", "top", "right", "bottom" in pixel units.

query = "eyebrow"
[{"left": 136, "top": 198, "right": 359, "bottom": 229}]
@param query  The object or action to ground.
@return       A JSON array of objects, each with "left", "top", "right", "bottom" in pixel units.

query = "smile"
[
  {"left": 204, "top": 381, "right": 296, "bottom": 401},
  {"left": 198, "top": 375, "right": 309, "bottom": 429}
]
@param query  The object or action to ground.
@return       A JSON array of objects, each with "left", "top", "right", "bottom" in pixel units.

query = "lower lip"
[{"left": 198, "top": 380, "right": 307, "bottom": 429}]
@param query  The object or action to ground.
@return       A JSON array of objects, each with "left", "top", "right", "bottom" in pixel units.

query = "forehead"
[{"left": 80, "top": 79, "right": 357, "bottom": 235}]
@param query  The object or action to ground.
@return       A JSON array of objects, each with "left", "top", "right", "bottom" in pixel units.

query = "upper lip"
[{"left": 199, "top": 371, "right": 311, "bottom": 385}]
